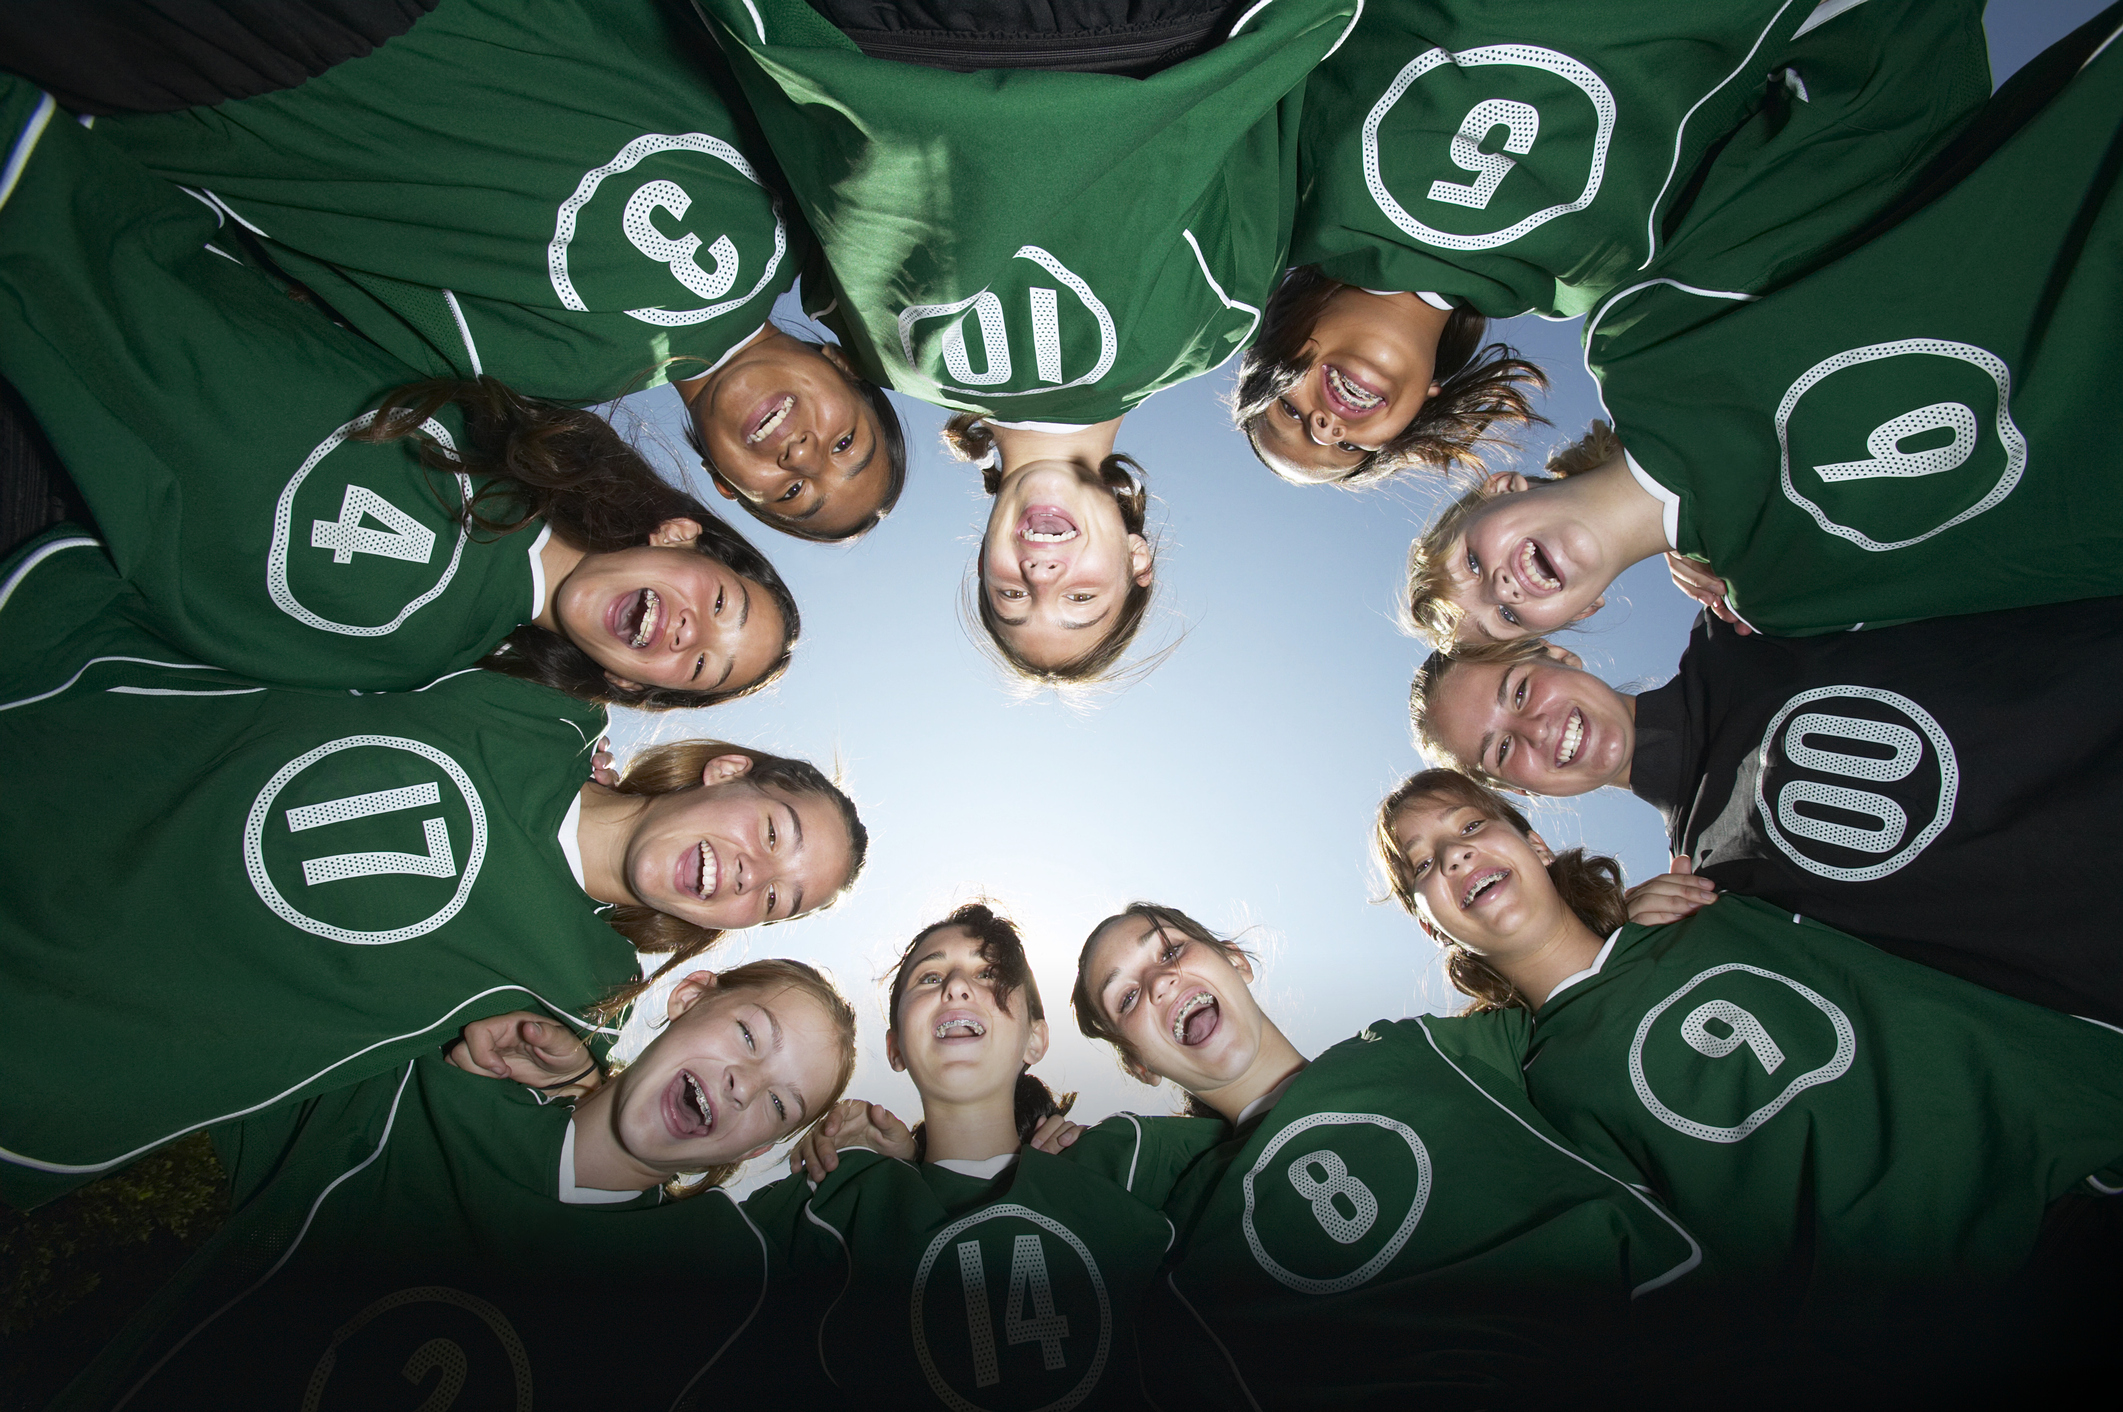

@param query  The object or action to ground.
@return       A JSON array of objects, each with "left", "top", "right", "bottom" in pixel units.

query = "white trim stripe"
[
  {"left": 1228, "top": 0, "right": 1274, "bottom": 36},
  {"left": 0, "top": 93, "right": 56, "bottom": 215},
  {"left": 0, "top": 535, "right": 98, "bottom": 616},
  {"left": 741, "top": 0, "right": 766, "bottom": 41},
  {"left": 1164, "top": 1272, "right": 1265, "bottom": 1411},
  {"left": 1180, "top": 229, "right": 1263, "bottom": 369},
  {"left": 1414, "top": 1016, "right": 1703, "bottom": 1296},
  {"left": 441, "top": 290, "right": 484, "bottom": 375},
  {"left": 667, "top": 1189, "right": 774, "bottom": 1411},
  {"left": 1791, "top": 0, "right": 1871, "bottom": 40},
  {"left": 803, "top": 1201, "right": 855, "bottom": 1387},
  {"left": 2, "top": 656, "right": 223, "bottom": 713},
  {"left": 200, "top": 188, "right": 269, "bottom": 238},
  {"left": 106, "top": 686, "right": 267, "bottom": 697},
  {"left": 111, "top": 1063, "right": 417, "bottom": 1412}
]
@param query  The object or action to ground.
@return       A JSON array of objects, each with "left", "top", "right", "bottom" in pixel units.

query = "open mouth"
[
  {"left": 746, "top": 394, "right": 795, "bottom": 447},
  {"left": 1018, "top": 506, "right": 1080, "bottom": 544},
  {"left": 1555, "top": 708, "right": 1584, "bottom": 768},
  {"left": 676, "top": 840, "right": 719, "bottom": 902},
  {"left": 933, "top": 1013, "right": 987, "bottom": 1041},
  {"left": 1517, "top": 539, "right": 1563, "bottom": 595},
  {"left": 609, "top": 588, "right": 663, "bottom": 649},
  {"left": 666, "top": 1069, "right": 716, "bottom": 1140},
  {"left": 1171, "top": 990, "right": 1220, "bottom": 1047},
  {"left": 1321, "top": 363, "right": 1384, "bottom": 417},
  {"left": 1461, "top": 868, "right": 1510, "bottom": 909}
]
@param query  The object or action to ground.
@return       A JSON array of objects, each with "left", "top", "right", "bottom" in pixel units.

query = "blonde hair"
[
  {"left": 1372, "top": 769, "right": 1627, "bottom": 1013},
  {"left": 1402, "top": 420, "right": 1624, "bottom": 649},
  {"left": 1407, "top": 638, "right": 1555, "bottom": 780}
]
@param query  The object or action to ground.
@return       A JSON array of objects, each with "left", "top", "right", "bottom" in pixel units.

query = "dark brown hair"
[
  {"left": 1373, "top": 769, "right": 1627, "bottom": 1012},
  {"left": 590, "top": 739, "right": 869, "bottom": 1014},
  {"left": 354, "top": 377, "right": 800, "bottom": 709},
  {"left": 678, "top": 343, "right": 908, "bottom": 543},
  {"left": 1232, "top": 267, "right": 1549, "bottom": 488},
  {"left": 946, "top": 414, "right": 1160, "bottom": 687},
  {"left": 887, "top": 902, "right": 1074, "bottom": 1159},
  {"left": 1071, "top": 902, "right": 1251, "bottom": 1120}
]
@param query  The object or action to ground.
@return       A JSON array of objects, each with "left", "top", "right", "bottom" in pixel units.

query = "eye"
[
  {"left": 1118, "top": 985, "right": 1139, "bottom": 1014},
  {"left": 919, "top": 970, "right": 941, "bottom": 986},
  {"left": 834, "top": 432, "right": 854, "bottom": 454},
  {"left": 1496, "top": 734, "right": 1512, "bottom": 767},
  {"left": 1500, "top": 606, "right": 1522, "bottom": 628},
  {"left": 1277, "top": 397, "right": 1302, "bottom": 421},
  {"left": 1412, "top": 855, "right": 1432, "bottom": 880},
  {"left": 766, "top": 820, "right": 778, "bottom": 849},
  {"left": 1513, "top": 674, "right": 1527, "bottom": 708},
  {"left": 690, "top": 653, "right": 705, "bottom": 683},
  {"left": 1065, "top": 591, "right": 1095, "bottom": 603},
  {"left": 1337, "top": 441, "right": 1361, "bottom": 454},
  {"left": 776, "top": 481, "right": 805, "bottom": 504},
  {"left": 1159, "top": 938, "right": 1183, "bottom": 963},
  {"left": 770, "top": 1092, "right": 787, "bottom": 1121},
  {"left": 739, "top": 1020, "right": 755, "bottom": 1051},
  {"left": 766, "top": 886, "right": 779, "bottom": 916},
  {"left": 714, "top": 587, "right": 725, "bottom": 615},
  {"left": 1463, "top": 818, "right": 1485, "bottom": 836},
  {"left": 1465, "top": 548, "right": 1480, "bottom": 575},
  {"left": 998, "top": 587, "right": 1027, "bottom": 601}
]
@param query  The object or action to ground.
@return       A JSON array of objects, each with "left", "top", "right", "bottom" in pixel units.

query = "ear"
[
  {"left": 1566, "top": 594, "right": 1607, "bottom": 625},
  {"left": 667, "top": 969, "right": 722, "bottom": 1023},
  {"left": 817, "top": 341, "right": 856, "bottom": 378},
  {"left": 649, "top": 517, "right": 703, "bottom": 549},
  {"left": 1479, "top": 470, "right": 1529, "bottom": 498},
  {"left": 1124, "top": 1058, "right": 1160, "bottom": 1086},
  {"left": 1540, "top": 643, "right": 1586, "bottom": 670},
  {"left": 1527, "top": 830, "right": 1558, "bottom": 866},
  {"left": 1227, "top": 950, "right": 1257, "bottom": 984},
  {"left": 1427, "top": 380, "right": 1443, "bottom": 399},
  {"left": 1023, "top": 1018, "right": 1050, "bottom": 1068},
  {"left": 603, "top": 669, "right": 644, "bottom": 692},
  {"left": 705, "top": 472, "right": 741, "bottom": 503},
  {"left": 699, "top": 753, "right": 756, "bottom": 788},
  {"left": 1127, "top": 533, "right": 1154, "bottom": 588},
  {"left": 884, "top": 1027, "right": 907, "bottom": 1074}
]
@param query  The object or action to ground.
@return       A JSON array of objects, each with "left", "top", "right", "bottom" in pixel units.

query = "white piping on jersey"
[
  {"left": 1164, "top": 1272, "right": 1266, "bottom": 1411},
  {"left": 2, "top": 656, "right": 223, "bottom": 714},
  {"left": 0, "top": 984, "right": 607, "bottom": 1175},
  {"left": 1180, "top": 229, "right": 1263, "bottom": 368},
  {"left": 203, "top": 243, "right": 241, "bottom": 264},
  {"left": 740, "top": 0, "right": 767, "bottom": 41},
  {"left": 558, "top": 790, "right": 588, "bottom": 892},
  {"left": 2087, "top": 1174, "right": 2123, "bottom": 1195},
  {"left": 667, "top": 1189, "right": 774, "bottom": 1412},
  {"left": 1580, "top": 277, "right": 1758, "bottom": 436},
  {"left": 1320, "top": 0, "right": 1365, "bottom": 62},
  {"left": 110, "top": 1062, "right": 417, "bottom": 1412},
  {"left": 1414, "top": 1016, "right": 1703, "bottom": 1296},
  {"left": 802, "top": 1201, "right": 855, "bottom": 1387},
  {"left": 0, "top": 93, "right": 55, "bottom": 215},
  {"left": 176, "top": 186, "right": 225, "bottom": 225},
  {"left": 1114, "top": 1111, "right": 1146, "bottom": 1191},
  {"left": 1638, "top": 0, "right": 1800, "bottom": 270},
  {"left": 2075, "top": 1015, "right": 2123, "bottom": 1038},
  {"left": 0, "top": 533, "right": 98, "bottom": 615},
  {"left": 106, "top": 686, "right": 267, "bottom": 697},
  {"left": 2088, "top": 17, "right": 2123, "bottom": 68},
  {"left": 527, "top": 522, "right": 553, "bottom": 620},
  {"left": 441, "top": 290, "right": 485, "bottom": 375},
  {"left": 413, "top": 666, "right": 488, "bottom": 692},
  {"left": 934, "top": 1152, "right": 1019, "bottom": 1179},
  {"left": 1622, "top": 451, "right": 1681, "bottom": 550},
  {"left": 1542, "top": 928, "right": 1623, "bottom": 1004},
  {"left": 198, "top": 188, "right": 269, "bottom": 239},
  {"left": 1725, "top": 596, "right": 1760, "bottom": 634},
  {"left": 77, "top": 113, "right": 94, "bottom": 130},
  {"left": 1792, "top": 0, "right": 1873, "bottom": 40},
  {"left": 1227, "top": 0, "right": 1274, "bottom": 36}
]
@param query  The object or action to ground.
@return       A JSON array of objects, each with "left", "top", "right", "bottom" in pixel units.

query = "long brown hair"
[
  {"left": 632, "top": 957, "right": 860, "bottom": 1196},
  {"left": 886, "top": 901, "right": 1074, "bottom": 1160},
  {"left": 946, "top": 414, "right": 1162, "bottom": 688},
  {"left": 1070, "top": 903, "right": 1249, "bottom": 1119},
  {"left": 353, "top": 377, "right": 800, "bottom": 709},
  {"left": 1407, "top": 637, "right": 1556, "bottom": 781},
  {"left": 1373, "top": 769, "right": 1627, "bottom": 1012},
  {"left": 1231, "top": 267, "right": 1549, "bottom": 488},
  {"left": 591, "top": 739, "right": 869, "bottom": 1013}
]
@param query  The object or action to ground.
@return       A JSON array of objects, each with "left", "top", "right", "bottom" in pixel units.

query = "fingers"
[
  {"left": 1027, "top": 1115, "right": 1085, "bottom": 1154},
  {"left": 1670, "top": 855, "right": 1693, "bottom": 875},
  {"left": 520, "top": 1018, "right": 589, "bottom": 1073},
  {"left": 590, "top": 735, "right": 619, "bottom": 787},
  {"left": 1625, "top": 872, "right": 1720, "bottom": 925}
]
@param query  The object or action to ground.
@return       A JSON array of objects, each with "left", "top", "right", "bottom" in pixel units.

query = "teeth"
[
  {"left": 629, "top": 589, "right": 660, "bottom": 649},
  {"left": 1557, "top": 709, "right": 1584, "bottom": 767},
  {"left": 684, "top": 1072, "right": 712, "bottom": 1129},
  {"left": 1326, "top": 364, "right": 1382, "bottom": 410},
  {"left": 1519, "top": 541, "right": 1562, "bottom": 592},
  {"left": 696, "top": 841, "right": 716, "bottom": 900},
  {"left": 1463, "top": 871, "right": 1507, "bottom": 907},
  {"left": 747, "top": 395, "right": 793, "bottom": 446},
  {"left": 933, "top": 1019, "right": 987, "bottom": 1038},
  {"left": 1021, "top": 529, "right": 1077, "bottom": 543},
  {"left": 1171, "top": 991, "right": 1214, "bottom": 1044}
]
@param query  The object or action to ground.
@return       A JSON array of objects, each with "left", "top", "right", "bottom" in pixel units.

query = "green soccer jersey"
[
  {"left": 1580, "top": 15, "right": 2123, "bottom": 635},
  {"left": 743, "top": 1112, "right": 1224, "bottom": 1409},
  {"left": 696, "top": 0, "right": 1361, "bottom": 421},
  {"left": 97, "top": 0, "right": 802, "bottom": 400},
  {"left": 56, "top": 1056, "right": 782, "bottom": 1412},
  {"left": 1522, "top": 894, "right": 2123, "bottom": 1299},
  {"left": 0, "top": 77, "right": 552, "bottom": 692},
  {"left": 1144, "top": 1016, "right": 1701, "bottom": 1410},
  {"left": 0, "top": 542, "right": 632, "bottom": 1210}
]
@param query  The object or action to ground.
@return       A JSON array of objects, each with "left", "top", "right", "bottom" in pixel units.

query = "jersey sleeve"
[{"left": 1050, "top": 1110, "right": 1229, "bottom": 1208}]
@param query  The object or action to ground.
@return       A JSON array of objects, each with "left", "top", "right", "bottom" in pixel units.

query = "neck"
[
  {"left": 568, "top": 1086, "right": 662, "bottom": 1192},
  {"left": 671, "top": 323, "right": 777, "bottom": 405},
  {"left": 1485, "top": 911, "right": 1607, "bottom": 1009},
  {"left": 573, "top": 782, "right": 650, "bottom": 906},
  {"left": 1613, "top": 692, "right": 1640, "bottom": 789},
  {"left": 917, "top": 1080, "right": 1028, "bottom": 1166},
  {"left": 1553, "top": 450, "right": 1672, "bottom": 573},
  {"left": 1194, "top": 1022, "right": 1309, "bottom": 1126},
  {"left": 987, "top": 417, "right": 1124, "bottom": 476},
  {"left": 531, "top": 533, "right": 589, "bottom": 633}
]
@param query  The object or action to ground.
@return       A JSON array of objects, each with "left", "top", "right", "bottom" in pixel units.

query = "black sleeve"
[
  {"left": 800, "top": 0, "right": 1246, "bottom": 75},
  {"left": 0, "top": 0, "right": 438, "bottom": 114}
]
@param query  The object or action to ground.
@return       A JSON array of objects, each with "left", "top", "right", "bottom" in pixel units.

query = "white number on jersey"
[
  {"left": 1679, "top": 999, "right": 1786, "bottom": 1075},
  {"left": 1629, "top": 963, "right": 1858, "bottom": 1143},
  {"left": 398, "top": 1337, "right": 467, "bottom": 1412},
  {"left": 1814, "top": 401, "right": 1978, "bottom": 483},
  {"left": 1428, "top": 99, "right": 1540, "bottom": 211},
  {"left": 1754, "top": 688, "right": 1958, "bottom": 882},
  {"left": 310, "top": 484, "right": 438, "bottom": 567},
  {"left": 622, "top": 178, "right": 741, "bottom": 303},
  {"left": 287, "top": 782, "right": 459, "bottom": 887},
  {"left": 1286, "top": 1148, "right": 1380, "bottom": 1245},
  {"left": 956, "top": 1235, "right": 1072, "bottom": 1387},
  {"left": 900, "top": 245, "right": 1119, "bottom": 397}
]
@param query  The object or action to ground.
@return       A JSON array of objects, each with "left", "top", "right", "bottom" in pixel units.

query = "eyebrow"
[
  {"left": 1061, "top": 603, "right": 1115, "bottom": 632},
  {"left": 1094, "top": 926, "right": 1159, "bottom": 1006},
  {"left": 788, "top": 429, "right": 877, "bottom": 522}
]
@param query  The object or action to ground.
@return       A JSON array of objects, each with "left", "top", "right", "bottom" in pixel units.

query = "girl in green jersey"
[
  {"left": 1376, "top": 767, "right": 2123, "bottom": 1385},
  {"left": 0, "top": 73, "right": 806, "bottom": 703},
  {"left": 60, "top": 959, "right": 862, "bottom": 1412},
  {"left": 1072, "top": 901, "right": 1702, "bottom": 1407}
]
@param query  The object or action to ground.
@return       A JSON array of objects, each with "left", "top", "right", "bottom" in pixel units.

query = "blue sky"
[{"left": 606, "top": 0, "right": 2103, "bottom": 1188}]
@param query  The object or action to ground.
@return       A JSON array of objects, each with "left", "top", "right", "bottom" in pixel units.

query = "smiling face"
[
  {"left": 980, "top": 459, "right": 1152, "bottom": 670},
  {"left": 886, "top": 924, "right": 1047, "bottom": 1108},
  {"left": 691, "top": 335, "right": 888, "bottom": 539},
  {"left": 1426, "top": 655, "right": 1635, "bottom": 795},
  {"left": 619, "top": 759, "right": 855, "bottom": 931},
  {"left": 550, "top": 520, "right": 787, "bottom": 693},
  {"left": 608, "top": 975, "right": 842, "bottom": 1173},
  {"left": 1390, "top": 798, "right": 1567, "bottom": 958},
  {"left": 1444, "top": 482, "right": 1613, "bottom": 645},
  {"left": 1080, "top": 913, "right": 1265, "bottom": 1096},
  {"left": 1249, "top": 288, "right": 1445, "bottom": 484}
]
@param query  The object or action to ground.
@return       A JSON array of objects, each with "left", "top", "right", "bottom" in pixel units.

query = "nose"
[
  {"left": 1442, "top": 840, "right": 1479, "bottom": 875},
  {"left": 943, "top": 966, "right": 976, "bottom": 1001},
  {"left": 1020, "top": 555, "right": 1063, "bottom": 584},
  {"left": 778, "top": 426, "right": 816, "bottom": 468},
  {"left": 1306, "top": 406, "right": 1342, "bottom": 447},
  {"left": 725, "top": 1062, "right": 754, "bottom": 1110},
  {"left": 1490, "top": 561, "right": 1522, "bottom": 604}
]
